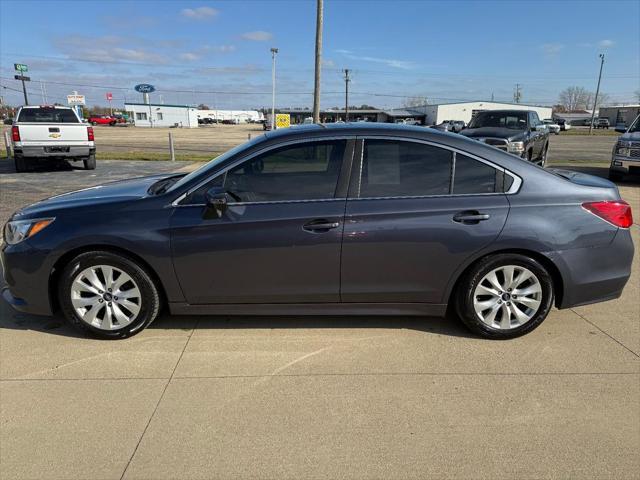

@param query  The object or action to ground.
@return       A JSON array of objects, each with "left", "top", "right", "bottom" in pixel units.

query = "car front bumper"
[
  {"left": 610, "top": 154, "right": 640, "bottom": 175},
  {"left": 1, "top": 241, "right": 54, "bottom": 316}
]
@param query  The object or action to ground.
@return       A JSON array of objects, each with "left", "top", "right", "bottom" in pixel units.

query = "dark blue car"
[{"left": 1, "top": 124, "right": 634, "bottom": 339}]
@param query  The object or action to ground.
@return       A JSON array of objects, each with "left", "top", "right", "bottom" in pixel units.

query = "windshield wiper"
[{"left": 147, "top": 174, "right": 186, "bottom": 195}]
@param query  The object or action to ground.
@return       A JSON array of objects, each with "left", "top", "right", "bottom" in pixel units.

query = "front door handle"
[
  {"left": 453, "top": 211, "right": 490, "bottom": 224},
  {"left": 303, "top": 219, "right": 340, "bottom": 233}
]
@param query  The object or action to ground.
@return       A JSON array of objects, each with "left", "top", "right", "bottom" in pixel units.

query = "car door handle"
[
  {"left": 453, "top": 211, "right": 491, "bottom": 224},
  {"left": 303, "top": 220, "right": 340, "bottom": 232}
]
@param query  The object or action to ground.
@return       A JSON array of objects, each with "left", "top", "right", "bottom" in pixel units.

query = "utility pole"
[
  {"left": 589, "top": 53, "right": 605, "bottom": 135},
  {"left": 343, "top": 69, "right": 350, "bottom": 122},
  {"left": 513, "top": 84, "right": 522, "bottom": 104},
  {"left": 312, "top": 0, "right": 323, "bottom": 124},
  {"left": 270, "top": 47, "right": 278, "bottom": 130}
]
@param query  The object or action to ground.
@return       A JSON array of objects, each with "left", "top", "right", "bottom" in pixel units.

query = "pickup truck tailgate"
[{"left": 16, "top": 124, "right": 90, "bottom": 143}]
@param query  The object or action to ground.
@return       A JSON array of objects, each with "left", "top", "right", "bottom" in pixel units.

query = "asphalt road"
[{"left": 0, "top": 154, "right": 638, "bottom": 479}]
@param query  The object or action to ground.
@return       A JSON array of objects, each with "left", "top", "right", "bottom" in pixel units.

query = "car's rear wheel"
[
  {"left": 83, "top": 154, "right": 96, "bottom": 170},
  {"left": 58, "top": 251, "right": 160, "bottom": 339},
  {"left": 455, "top": 254, "right": 554, "bottom": 339}
]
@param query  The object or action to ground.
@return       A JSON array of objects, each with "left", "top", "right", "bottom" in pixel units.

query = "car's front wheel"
[
  {"left": 539, "top": 144, "right": 548, "bottom": 167},
  {"left": 455, "top": 254, "right": 554, "bottom": 339},
  {"left": 58, "top": 251, "right": 161, "bottom": 339}
]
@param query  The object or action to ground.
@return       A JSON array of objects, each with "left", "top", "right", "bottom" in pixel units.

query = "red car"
[{"left": 88, "top": 115, "right": 116, "bottom": 126}]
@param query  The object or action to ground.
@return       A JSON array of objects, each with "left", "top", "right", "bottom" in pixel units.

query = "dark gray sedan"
[{"left": 1, "top": 124, "right": 634, "bottom": 339}]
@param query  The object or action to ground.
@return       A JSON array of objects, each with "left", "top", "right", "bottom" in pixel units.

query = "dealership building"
[
  {"left": 124, "top": 102, "right": 199, "bottom": 128},
  {"left": 597, "top": 105, "right": 640, "bottom": 128},
  {"left": 283, "top": 101, "right": 552, "bottom": 126},
  {"left": 415, "top": 101, "right": 553, "bottom": 125}
]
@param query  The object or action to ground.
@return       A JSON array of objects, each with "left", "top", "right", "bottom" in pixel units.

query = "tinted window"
[
  {"left": 358, "top": 140, "right": 452, "bottom": 198},
  {"left": 18, "top": 108, "right": 79, "bottom": 123},
  {"left": 222, "top": 140, "right": 346, "bottom": 202},
  {"left": 469, "top": 111, "right": 527, "bottom": 130},
  {"left": 453, "top": 154, "right": 501, "bottom": 194}
]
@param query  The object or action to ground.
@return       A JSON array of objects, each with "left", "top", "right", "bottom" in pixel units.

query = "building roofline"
[{"left": 124, "top": 102, "right": 195, "bottom": 108}]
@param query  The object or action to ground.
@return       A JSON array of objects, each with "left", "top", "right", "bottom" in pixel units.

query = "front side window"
[
  {"left": 357, "top": 140, "right": 452, "bottom": 198},
  {"left": 192, "top": 140, "right": 346, "bottom": 203}
]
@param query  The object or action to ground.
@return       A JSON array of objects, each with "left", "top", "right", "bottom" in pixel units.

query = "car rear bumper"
[
  {"left": 551, "top": 228, "right": 634, "bottom": 309},
  {"left": 14, "top": 146, "right": 95, "bottom": 158}
]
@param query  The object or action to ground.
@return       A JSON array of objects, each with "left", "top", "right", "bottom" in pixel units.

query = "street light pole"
[
  {"left": 312, "top": 0, "right": 323, "bottom": 124},
  {"left": 589, "top": 53, "right": 605, "bottom": 135},
  {"left": 271, "top": 47, "right": 278, "bottom": 130},
  {"left": 343, "top": 69, "right": 350, "bottom": 122}
]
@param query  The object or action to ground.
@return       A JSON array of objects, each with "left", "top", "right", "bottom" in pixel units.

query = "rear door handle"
[
  {"left": 453, "top": 211, "right": 490, "bottom": 224},
  {"left": 303, "top": 219, "right": 340, "bottom": 233}
]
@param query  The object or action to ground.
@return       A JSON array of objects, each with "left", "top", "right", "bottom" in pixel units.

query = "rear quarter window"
[{"left": 453, "top": 154, "right": 504, "bottom": 194}]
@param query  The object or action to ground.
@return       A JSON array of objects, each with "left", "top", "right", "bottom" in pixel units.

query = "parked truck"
[{"left": 11, "top": 105, "right": 96, "bottom": 172}]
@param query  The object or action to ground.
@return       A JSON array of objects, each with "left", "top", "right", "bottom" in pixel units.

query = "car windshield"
[
  {"left": 166, "top": 135, "right": 265, "bottom": 193},
  {"left": 627, "top": 116, "right": 640, "bottom": 133},
  {"left": 18, "top": 108, "right": 80, "bottom": 123},
  {"left": 469, "top": 111, "right": 527, "bottom": 129}
]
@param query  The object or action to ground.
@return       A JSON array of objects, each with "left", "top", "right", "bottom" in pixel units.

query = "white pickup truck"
[{"left": 11, "top": 105, "right": 96, "bottom": 172}]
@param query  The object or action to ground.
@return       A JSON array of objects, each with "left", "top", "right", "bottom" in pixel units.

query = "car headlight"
[
  {"left": 615, "top": 141, "right": 631, "bottom": 156},
  {"left": 3, "top": 218, "right": 55, "bottom": 245},
  {"left": 507, "top": 141, "right": 525, "bottom": 153}
]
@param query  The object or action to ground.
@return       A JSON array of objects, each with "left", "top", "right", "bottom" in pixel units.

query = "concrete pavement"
[{"left": 1, "top": 164, "right": 638, "bottom": 479}]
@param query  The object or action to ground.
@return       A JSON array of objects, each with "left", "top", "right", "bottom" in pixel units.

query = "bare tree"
[
  {"left": 558, "top": 86, "right": 592, "bottom": 111},
  {"left": 558, "top": 87, "right": 611, "bottom": 111},
  {"left": 197, "top": 103, "right": 210, "bottom": 110}
]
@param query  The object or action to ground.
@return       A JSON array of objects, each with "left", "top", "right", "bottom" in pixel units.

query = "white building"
[
  {"left": 124, "top": 102, "right": 199, "bottom": 128},
  {"left": 417, "top": 101, "right": 553, "bottom": 125},
  {"left": 197, "top": 109, "right": 264, "bottom": 123}
]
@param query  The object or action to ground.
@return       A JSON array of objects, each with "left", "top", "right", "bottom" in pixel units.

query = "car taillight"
[
  {"left": 582, "top": 201, "right": 633, "bottom": 228},
  {"left": 87, "top": 126, "right": 94, "bottom": 141},
  {"left": 11, "top": 126, "right": 20, "bottom": 142}
]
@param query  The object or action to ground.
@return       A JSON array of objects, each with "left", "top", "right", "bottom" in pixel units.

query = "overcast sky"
[{"left": 1, "top": 0, "right": 638, "bottom": 110}]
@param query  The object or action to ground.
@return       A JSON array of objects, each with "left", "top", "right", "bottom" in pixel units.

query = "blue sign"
[{"left": 134, "top": 84, "right": 156, "bottom": 93}]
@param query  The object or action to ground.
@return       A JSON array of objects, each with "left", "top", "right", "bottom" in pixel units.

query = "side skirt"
[{"left": 168, "top": 302, "right": 448, "bottom": 317}]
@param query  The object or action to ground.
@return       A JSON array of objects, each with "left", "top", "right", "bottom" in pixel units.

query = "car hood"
[
  {"left": 460, "top": 127, "right": 524, "bottom": 141},
  {"left": 12, "top": 174, "right": 171, "bottom": 219},
  {"left": 620, "top": 131, "right": 640, "bottom": 141}
]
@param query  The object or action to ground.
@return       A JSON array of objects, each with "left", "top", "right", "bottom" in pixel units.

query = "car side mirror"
[{"left": 204, "top": 186, "right": 229, "bottom": 218}]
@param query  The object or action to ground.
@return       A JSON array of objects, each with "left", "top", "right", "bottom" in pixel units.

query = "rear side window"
[
  {"left": 17, "top": 108, "right": 79, "bottom": 123},
  {"left": 358, "top": 140, "right": 452, "bottom": 197},
  {"left": 453, "top": 154, "right": 502, "bottom": 194}
]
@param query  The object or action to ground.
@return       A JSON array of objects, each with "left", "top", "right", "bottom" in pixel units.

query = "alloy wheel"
[
  {"left": 473, "top": 265, "right": 542, "bottom": 330},
  {"left": 70, "top": 265, "right": 142, "bottom": 330}
]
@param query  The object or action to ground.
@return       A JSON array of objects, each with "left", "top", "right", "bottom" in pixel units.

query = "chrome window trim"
[
  {"left": 354, "top": 135, "right": 522, "bottom": 199},
  {"left": 170, "top": 135, "right": 356, "bottom": 208}
]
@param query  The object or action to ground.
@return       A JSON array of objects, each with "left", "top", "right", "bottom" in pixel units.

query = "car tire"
[
  {"left": 455, "top": 253, "right": 554, "bottom": 339},
  {"left": 91, "top": 121, "right": 97, "bottom": 126},
  {"left": 58, "top": 251, "right": 161, "bottom": 339},
  {"left": 608, "top": 170, "right": 624, "bottom": 182},
  {"left": 526, "top": 150, "right": 533, "bottom": 163},
  {"left": 83, "top": 154, "right": 96, "bottom": 170},
  {"left": 14, "top": 155, "right": 27, "bottom": 173}
]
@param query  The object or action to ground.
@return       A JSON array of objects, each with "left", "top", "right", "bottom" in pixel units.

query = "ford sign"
[{"left": 134, "top": 84, "right": 156, "bottom": 93}]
